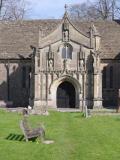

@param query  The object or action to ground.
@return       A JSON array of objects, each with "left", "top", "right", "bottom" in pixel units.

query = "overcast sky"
[{"left": 28, "top": 0, "right": 87, "bottom": 19}]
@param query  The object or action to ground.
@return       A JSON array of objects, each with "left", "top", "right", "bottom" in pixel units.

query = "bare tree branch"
[
  {"left": 69, "top": 0, "right": 120, "bottom": 21},
  {"left": 0, "top": 0, "right": 29, "bottom": 21}
]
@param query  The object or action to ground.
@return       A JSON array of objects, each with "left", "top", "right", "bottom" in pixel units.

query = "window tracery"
[{"left": 62, "top": 43, "right": 72, "bottom": 59}]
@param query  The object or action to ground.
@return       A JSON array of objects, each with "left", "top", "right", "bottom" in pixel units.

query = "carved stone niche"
[
  {"left": 47, "top": 45, "right": 54, "bottom": 71},
  {"left": 92, "top": 50, "right": 101, "bottom": 74},
  {"left": 62, "top": 18, "right": 69, "bottom": 42},
  {"left": 78, "top": 46, "right": 85, "bottom": 72}
]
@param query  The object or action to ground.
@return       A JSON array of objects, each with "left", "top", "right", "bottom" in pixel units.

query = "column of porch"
[{"left": 93, "top": 71, "right": 103, "bottom": 109}]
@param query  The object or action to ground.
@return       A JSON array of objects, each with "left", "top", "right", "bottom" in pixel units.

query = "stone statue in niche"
[
  {"left": 79, "top": 60, "right": 84, "bottom": 72},
  {"left": 78, "top": 46, "right": 85, "bottom": 72},
  {"left": 48, "top": 45, "right": 54, "bottom": 71},
  {"left": 62, "top": 18, "right": 69, "bottom": 42},
  {"left": 48, "top": 58, "right": 54, "bottom": 70},
  {"left": 63, "top": 30, "right": 69, "bottom": 42}
]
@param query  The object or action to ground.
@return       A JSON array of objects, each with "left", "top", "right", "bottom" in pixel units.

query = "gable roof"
[
  {"left": 73, "top": 20, "right": 120, "bottom": 59},
  {"left": 0, "top": 19, "right": 61, "bottom": 59},
  {"left": 0, "top": 19, "right": 120, "bottom": 59}
]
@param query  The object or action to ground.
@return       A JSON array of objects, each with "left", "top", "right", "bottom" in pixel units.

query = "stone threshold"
[{"left": 57, "top": 108, "right": 81, "bottom": 112}]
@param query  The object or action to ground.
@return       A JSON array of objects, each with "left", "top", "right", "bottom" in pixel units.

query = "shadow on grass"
[
  {"left": 6, "top": 133, "right": 25, "bottom": 141},
  {"left": 5, "top": 133, "right": 37, "bottom": 142}
]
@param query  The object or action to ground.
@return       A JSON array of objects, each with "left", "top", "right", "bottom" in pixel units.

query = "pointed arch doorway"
[{"left": 57, "top": 81, "right": 76, "bottom": 108}]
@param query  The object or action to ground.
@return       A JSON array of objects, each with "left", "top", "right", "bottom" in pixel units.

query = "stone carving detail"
[
  {"left": 37, "top": 49, "right": 40, "bottom": 67},
  {"left": 47, "top": 45, "right": 54, "bottom": 71},
  {"left": 62, "top": 15, "right": 69, "bottom": 42},
  {"left": 78, "top": 46, "right": 85, "bottom": 72},
  {"left": 48, "top": 59, "right": 54, "bottom": 70},
  {"left": 79, "top": 60, "right": 84, "bottom": 72},
  {"left": 63, "top": 59, "right": 67, "bottom": 71},
  {"left": 63, "top": 30, "right": 69, "bottom": 42},
  {"left": 96, "top": 53, "right": 100, "bottom": 71},
  {"left": 92, "top": 51, "right": 101, "bottom": 74}
]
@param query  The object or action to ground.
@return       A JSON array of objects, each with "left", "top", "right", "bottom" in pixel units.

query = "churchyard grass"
[{"left": 0, "top": 109, "right": 120, "bottom": 160}]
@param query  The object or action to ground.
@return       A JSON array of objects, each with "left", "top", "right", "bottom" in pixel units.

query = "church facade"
[{"left": 0, "top": 12, "right": 120, "bottom": 111}]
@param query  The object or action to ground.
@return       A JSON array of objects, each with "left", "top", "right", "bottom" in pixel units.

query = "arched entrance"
[{"left": 57, "top": 81, "right": 76, "bottom": 108}]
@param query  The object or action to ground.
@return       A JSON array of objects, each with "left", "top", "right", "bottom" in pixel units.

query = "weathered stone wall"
[
  {"left": 101, "top": 60, "right": 120, "bottom": 107},
  {"left": 0, "top": 63, "right": 7, "bottom": 101},
  {"left": 34, "top": 39, "right": 99, "bottom": 110},
  {"left": 0, "top": 59, "right": 32, "bottom": 107}
]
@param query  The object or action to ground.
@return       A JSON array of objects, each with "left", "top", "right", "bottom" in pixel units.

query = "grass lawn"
[{"left": 0, "top": 110, "right": 120, "bottom": 160}]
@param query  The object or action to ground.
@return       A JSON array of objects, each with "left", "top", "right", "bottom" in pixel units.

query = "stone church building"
[{"left": 0, "top": 11, "right": 120, "bottom": 111}]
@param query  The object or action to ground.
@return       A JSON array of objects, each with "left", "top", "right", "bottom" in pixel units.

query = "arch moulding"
[{"left": 49, "top": 75, "right": 81, "bottom": 108}]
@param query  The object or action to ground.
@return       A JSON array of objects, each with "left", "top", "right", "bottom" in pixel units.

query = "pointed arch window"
[{"left": 62, "top": 44, "right": 72, "bottom": 59}]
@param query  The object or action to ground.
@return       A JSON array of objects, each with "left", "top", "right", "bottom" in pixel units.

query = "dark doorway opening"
[{"left": 57, "top": 81, "right": 76, "bottom": 108}]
